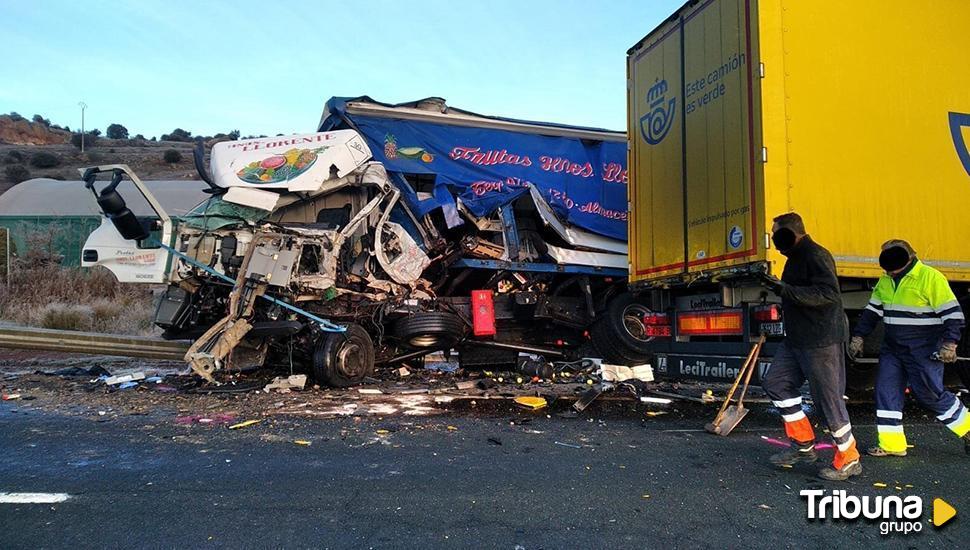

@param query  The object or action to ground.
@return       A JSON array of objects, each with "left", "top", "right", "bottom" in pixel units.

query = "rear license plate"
[{"left": 760, "top": 322, "right": 784, "bottom": 336}]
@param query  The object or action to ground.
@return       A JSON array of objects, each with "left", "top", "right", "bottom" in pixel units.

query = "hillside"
[{"left": 0, "top": 114, "right": 221, "bottom": 195}]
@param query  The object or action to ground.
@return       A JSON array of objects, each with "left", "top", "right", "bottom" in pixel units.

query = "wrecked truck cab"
[{"left": 82, "top": 98, "right": 643, "bottom": 387}]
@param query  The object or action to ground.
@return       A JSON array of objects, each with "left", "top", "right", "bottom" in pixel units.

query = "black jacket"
[{"left": 779, "top": 235, "right": 848, "bottom": 348}]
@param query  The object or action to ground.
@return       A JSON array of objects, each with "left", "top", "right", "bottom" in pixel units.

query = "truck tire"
[
  {"left": 391, "top": 312, "right": 465, "bottom": 350},
  {"left": 590, "top": 293, "right": 652, "bottom": 365},
  {"left": 313, "top": 324, "right": 375, "bottom": 387}
]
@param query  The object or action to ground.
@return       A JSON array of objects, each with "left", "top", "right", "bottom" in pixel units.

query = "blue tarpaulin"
[{"left": 318, "top": 97, "right": 628, "bottom": 241}]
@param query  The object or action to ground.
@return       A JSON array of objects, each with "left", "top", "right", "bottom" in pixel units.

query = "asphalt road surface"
[{"left": 1, "top": 397, "right": 967, "bottom": 549}]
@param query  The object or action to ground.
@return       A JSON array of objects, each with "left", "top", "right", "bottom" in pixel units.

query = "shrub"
[
  {"left": 39, "top": 303, "right": 93, "bottom": 331},
  {"left": 163, "top": 149, "right": 183, "bottom": 163},
  {"left": 161, "top": 128, "right": 192, "bottom": 142},
  {"left": 133, "top": 134, "right": 146, "bottom": 140},
  {"left": 71, "top": 132, "right": 99, "bottom": 149},
  {"left": 7, "top": 112, "right": 25, "bottom": 122},
  {"left": 32, "top": 114, "right": 51, "bottom": 126},
  {"left": 86, "top": 151, "right": 105, "bottom": 163},
  {"left": 0, "top": 260, "right": 157, "bottom": 335},
  {"left": 3, "top": 151, "right": 24, "bottom": 164},
  {"left": 106, "top": 123, "right": 129, "bottom": 140},
  {"left": 29, "top": 151, "right": 61, "bottom": 168},
  {"left": 4, "top": 164, "right": 30, "bottom": 183}
]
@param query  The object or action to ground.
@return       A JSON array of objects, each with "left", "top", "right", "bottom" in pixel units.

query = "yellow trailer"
[
  {"left": 625, "top": 0, "right": 970, "bottom": 386},
  {"left": 628, "top": 0, "right": 970, "bottom": 285}
]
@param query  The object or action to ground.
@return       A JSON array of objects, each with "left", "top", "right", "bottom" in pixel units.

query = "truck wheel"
[
  {"left": 313, "top": 324, "right": 375, "bottom": 387},
  {"left": 590, "top": 293, "right": 652, "bottom": 365},
  {"left": 391, "top": 312, "right": 465, "bottom": 350}
]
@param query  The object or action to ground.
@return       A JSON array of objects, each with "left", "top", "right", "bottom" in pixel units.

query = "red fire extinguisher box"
[{"left": 471, "top": 290, "right": 496, "bottom": 337}]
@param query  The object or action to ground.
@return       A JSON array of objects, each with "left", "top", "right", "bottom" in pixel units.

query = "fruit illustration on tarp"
[
  {"left": 397, "top": 146, "right": 434, "bottom": 163},
  {"left": 236, "top": 146, "right": 328, "bottom": 184},
  {"left": 384, "top": 134, "right": 398, "bottom": 159}
]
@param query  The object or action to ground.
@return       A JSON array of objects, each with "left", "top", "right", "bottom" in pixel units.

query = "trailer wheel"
[
  {"left": 391, "top": 312, "right": 465, "bottom": 350},
  {"left": 590, "top": 293, "right": 652, "bottom": 365},
  {"left": 313, "top": 324, "right": 375, "bottom": 387}
]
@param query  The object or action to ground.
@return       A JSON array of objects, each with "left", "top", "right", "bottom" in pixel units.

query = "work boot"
[
  {"left": 866, "top": 446, "right": 907, "bottom": 457},
  {"left": 818, "top": 460, "right": 863, "bottom": 481},
  {"left": 769, "top": 443, "right": 818, "bottom": 466}
]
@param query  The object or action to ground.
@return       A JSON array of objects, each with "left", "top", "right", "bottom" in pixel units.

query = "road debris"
[
  {"left": 2, "top": 393, "right": 22, "bottom": 400},
  {"left": 104, "top": 372, "right": 146, "bottom": 385},
  {"left": 639, "top": 396, "right": 672, "bottom": 405},
  {"left": 573, "top": 386, "right": 602, "bottom": 412},
  {"left": 228, "top": 419, "right": 262, "bottom": 430},
  {"left": 554, "top": 441, "right": 581, "bottom": 449},
  {"left": 39, "top": 365, "right": 111, "bottom": 377},
  {"left": 263, "top": 374, "right": 307, "bottom": 393},
  {"left": 294, "top": 440, "right": 312, "bottom": 446},
  {"left": 601, "top": 364, "right": 654, "bottom": 383},
  {"left": 514, "top": 396, "right": 548, "bottom": 410},
  {"left": 176, "top": 414, "right": 236, "bottom": 425}
]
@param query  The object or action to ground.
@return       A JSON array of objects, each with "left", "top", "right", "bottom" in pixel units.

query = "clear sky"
[{"left": 0, "top": 0, "right": 682, "bottom": 139}]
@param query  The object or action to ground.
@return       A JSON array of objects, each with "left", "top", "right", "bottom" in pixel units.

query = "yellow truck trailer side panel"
[
  {"left": 682, "top": 0, "right": 762, "bottom": 274},
  {"left": 759, "top": 0, "right": 970, "bottom": 281},
  {"left": 628, "top": 17, "right": 687, "bottom": 280},
  {"left": 628, "top": 0, "right": 763, "bottom": 284}
]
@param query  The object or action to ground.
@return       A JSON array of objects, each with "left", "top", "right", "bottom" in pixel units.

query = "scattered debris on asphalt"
[
  {"left": 228, "top": 419, "right": 262, "bottom": 430},
  {"left": 176, "top": 414, "right": 237, "bottom": 425},
  {"left": 263, "top": 374, "right": 308, "bottom": 393},
  {"left": 514, "top": 396, "right": 548, "bottom": 410},
  {"left": 104, "top": 372, "right": 146, "bottom": 385}
]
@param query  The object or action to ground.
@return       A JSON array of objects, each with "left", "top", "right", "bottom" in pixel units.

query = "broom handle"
[
  {"left": 736, "top": 335, "right": 766, "bottom": 406},
  {"left": 713, "top": 339, "right": 760, "bottom": 420}
]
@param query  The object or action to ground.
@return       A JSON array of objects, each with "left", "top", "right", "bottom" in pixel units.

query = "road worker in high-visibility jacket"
[{"left": 849, "top": 239, "right": 969, "bottom": 456}]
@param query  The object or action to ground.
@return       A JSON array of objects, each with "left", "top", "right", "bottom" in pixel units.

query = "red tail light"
[
  {"left": 753, "top": 304, "right": 782, "bottom": 322},
  {"left": 643, "top": 312, "right": 670, "bottom": 326}
]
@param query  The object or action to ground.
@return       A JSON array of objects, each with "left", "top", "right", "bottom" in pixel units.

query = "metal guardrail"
[{"left": 0, "top": 326, "right": 189, "bottom": 361}]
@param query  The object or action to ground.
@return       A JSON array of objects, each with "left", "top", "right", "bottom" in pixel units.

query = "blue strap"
[{"left": 153, "top": 240, "right": 345, "bottom": 333}]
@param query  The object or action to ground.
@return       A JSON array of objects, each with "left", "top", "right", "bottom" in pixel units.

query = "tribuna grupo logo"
[{"left": 801, "top": 490, "right": 957, "bottom": 535}]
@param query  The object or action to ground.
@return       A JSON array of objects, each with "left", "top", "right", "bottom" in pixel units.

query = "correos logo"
[
  {"left": 948, "top": 111, "right": 970, "bottom": 177},
  {"left": 640, "top": 78, "right": 676, "bottom": 145}
]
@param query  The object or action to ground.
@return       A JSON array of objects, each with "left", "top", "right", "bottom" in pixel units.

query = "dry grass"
[{"left": 0, "top": 264, "right": 158, "bottom": 335}]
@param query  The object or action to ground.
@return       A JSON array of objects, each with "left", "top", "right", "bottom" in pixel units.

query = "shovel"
[{"left": 705, "top": 335, "right": 765, "bottom": 436}]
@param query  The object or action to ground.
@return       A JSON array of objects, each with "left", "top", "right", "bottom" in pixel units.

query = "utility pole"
[{"left": 78, "top": 101, "right": 87, "bottom": 152}]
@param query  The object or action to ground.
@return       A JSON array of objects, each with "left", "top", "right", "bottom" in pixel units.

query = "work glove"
[
  {"left": 848, "top": 336, "right": 864, "bottom": 360},
  {"left": 938, "top": 341, "right": 959, "bottom": 364}
]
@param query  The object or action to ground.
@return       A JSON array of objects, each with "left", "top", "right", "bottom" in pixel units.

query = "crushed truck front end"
[{"left": 80, "top": 97, "right": 645, "bottom": 386}]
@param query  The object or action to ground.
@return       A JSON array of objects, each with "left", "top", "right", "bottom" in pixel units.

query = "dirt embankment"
[{"left": 0, "top": 115, "right": 70, "bottom": 146}]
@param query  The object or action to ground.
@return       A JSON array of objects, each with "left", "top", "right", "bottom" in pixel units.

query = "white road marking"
[{"left": 0, "top": 493, "right": 71, "bottom": 504}]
